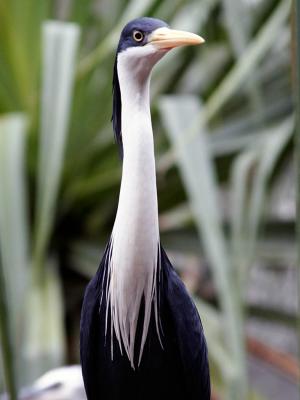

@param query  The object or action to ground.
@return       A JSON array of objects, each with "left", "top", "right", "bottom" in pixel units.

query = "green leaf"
[
  {"left": 33, "top": 21, "right": 80, "bottom": 281},
  {"left": 230, "top": 148, "right": 259, "bottom": 286},
  {"left": 0, "top": 113, "right": 29, "bottom": 391},
  {"left": 204, "top": 0, "right": 292, "bottom": 122},
  {"left": 223, "top": 0, "right": 264, "bottom": 121},
  {"left": 22, "top": 262, "right": 65, "bottom": 384},
  {"left": 247, "top": 117, "right": 294, "bottom": 259},
  {"left": 230, "top": 116, "right": 294, "bottom": 286}
]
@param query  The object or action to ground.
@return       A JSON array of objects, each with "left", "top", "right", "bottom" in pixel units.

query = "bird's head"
[
  {"left": 116, "top": 17, "right": 204, "bottom": 76},
  {"left": 112, "top": 17, "right": 205, "bottom": 156}
]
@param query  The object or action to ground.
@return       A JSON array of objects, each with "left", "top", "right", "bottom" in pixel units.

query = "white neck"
[{"left": 106, "top": 48, "right": 162, "bottom": 368}]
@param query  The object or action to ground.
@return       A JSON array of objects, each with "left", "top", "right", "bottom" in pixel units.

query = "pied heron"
[{"left": 80, "top": 17, "right": 210, "bottom": 400}]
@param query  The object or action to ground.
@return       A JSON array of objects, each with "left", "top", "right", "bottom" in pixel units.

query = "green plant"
[{"left": 0, "top": 0, "right": 295, "bottom": 398}]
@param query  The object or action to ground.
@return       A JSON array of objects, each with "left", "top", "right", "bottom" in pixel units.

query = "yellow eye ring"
[{"left": 133, "top": 30, "right": 144, "bottom": 42}]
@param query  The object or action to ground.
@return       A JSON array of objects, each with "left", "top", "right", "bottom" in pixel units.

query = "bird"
[{"left": 80, "top": 17, "right": 210, "bottom": 400}]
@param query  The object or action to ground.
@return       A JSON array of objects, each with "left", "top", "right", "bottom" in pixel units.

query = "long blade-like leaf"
[
  {"left": 223, "top": 0, "right": 264, "bottom": 122},
  {"left": 247, "top": 117, "right": 294, "bottom": 260},
  {"left": 205, "top": 0, "right": 291, "bottom": 122},
  {"left": 22, "top": 263, "right": 65, "bottom": 385},
  {"left": 0, "top": 114, "right": 29, "bottom": 391},
  {"left": 231, "top": 116, "right": 294, "bottom": 285},
  {"left": 33, "top": 21, "right": 80, "bottom": 281}
]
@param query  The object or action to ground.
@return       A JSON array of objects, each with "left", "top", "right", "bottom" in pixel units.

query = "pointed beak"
[{"left": 148, "top": 27, "right": 205, "bottom": 50}]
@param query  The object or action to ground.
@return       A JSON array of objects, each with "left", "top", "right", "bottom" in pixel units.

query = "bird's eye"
[{"left": 133, "top": 30, "right": 144, "bottom": 42}]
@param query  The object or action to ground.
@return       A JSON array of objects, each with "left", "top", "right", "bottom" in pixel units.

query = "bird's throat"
[
  {"left": 107, "top": 58, "right": 161, "bottom": 368},
  {"left": 113, "top": 74, "right": 159, "bottom": 276}
]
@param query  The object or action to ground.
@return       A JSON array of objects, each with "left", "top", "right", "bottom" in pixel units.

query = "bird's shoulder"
[{"left": 160, "top": 246, "right": 202, "bottom": 328}]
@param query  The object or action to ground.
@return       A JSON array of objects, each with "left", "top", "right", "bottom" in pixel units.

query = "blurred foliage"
[{"left": 0, "top": 0, "right": 295, "bottom": 399}]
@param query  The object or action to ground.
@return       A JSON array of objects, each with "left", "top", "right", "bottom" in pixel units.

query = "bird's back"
[{"left": 80, "top": 244, "right": 210, "bottom": 400}]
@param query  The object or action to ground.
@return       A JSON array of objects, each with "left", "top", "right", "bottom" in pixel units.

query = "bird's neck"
[
  {"left": 107, "top": 60, "right": 161, "bottom": 368},
  {"left": 114, "top": 61, "right": 159, "bottom": 250}
]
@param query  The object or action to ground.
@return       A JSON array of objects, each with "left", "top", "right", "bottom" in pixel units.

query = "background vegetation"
[{"left": 0, "top": 0, "right": 297, "bottom": 399}]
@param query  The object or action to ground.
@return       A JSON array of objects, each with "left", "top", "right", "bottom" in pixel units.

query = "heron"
[{"left": 80, "top": 17, "right": 210, "bottom": 400}]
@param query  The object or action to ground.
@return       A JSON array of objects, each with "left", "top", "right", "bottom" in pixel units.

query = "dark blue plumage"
[
  {"left": 80, "top": 245, "right": 210, "bottom": 400},
  {"left": 117, "top": 17, "right": 168, "bottom": 53}
]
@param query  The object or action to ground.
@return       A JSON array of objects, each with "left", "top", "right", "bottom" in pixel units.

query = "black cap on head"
[{"left": 117, "top": 17, "right": 169, "bottom": 54}]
